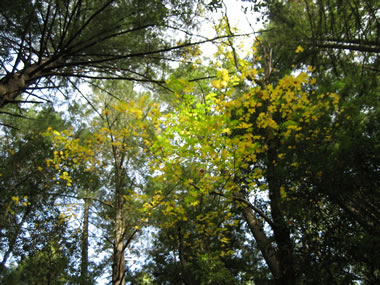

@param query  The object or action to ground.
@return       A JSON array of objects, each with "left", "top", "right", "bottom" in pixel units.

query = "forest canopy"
[{"left": 0, "top": 0, "right": 379, "bottom": 284}]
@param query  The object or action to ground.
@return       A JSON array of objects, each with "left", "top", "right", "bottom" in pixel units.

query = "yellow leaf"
[
  {"left": 221, "top": 128, "right": 231, "bottom": 135},
  {"left": 220, "top": 237, "right": 230, "bottom": 243},
  {"left": 190, "top": 200, "right": 200, "bottom": 207},
  {"left": 12, "top": 196, "right": 19, "bottom": 204},
  {"left": 280, "top": 186, "right": 287, "bottom": 199},
  {"left": 295, "top": 45, "right": 304, "bottom": 53},
  {"left": 212, "top": 80, "right": 225, "bottom": 90},
  {"left": 219, "top": 68, "right": 230, "bottom": 82},
  {"left": 237, "top": 122, "right": 253, "bottom": 129}
]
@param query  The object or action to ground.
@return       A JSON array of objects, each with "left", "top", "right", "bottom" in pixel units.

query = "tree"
[
  {"left": 251, "top": 0, "right": 379, "bottom": 115},
  {"left": 0, "top": 108, "right": 84, "bottom": 283},
  {"left": 263, "top": 0, "right": 380, "bottom": 53},
  {"left": 151, "top": 23, "right": 378, "bottom": 281},
  {"left": 135, "top": 171, "right": 270, "bottom": 284},
  {"left": 253, "top": 2, "right": 380, "bottom": 280},
  {"left": 0, "top": 0, "right": 221, "bottom": 110},
  {"left": 2, "top": 237, "right": 72, "bottom": 284},
  {"left": 45, "top": 80, "right": 162, "bottom": 284},
  {"left": 1, "top": 2, "right": 378, "bottom": 283}
]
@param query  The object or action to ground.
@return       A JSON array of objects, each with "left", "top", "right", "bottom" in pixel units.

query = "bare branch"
[{"left": 0, "top": 122, "right": 19, "bottom": 130}]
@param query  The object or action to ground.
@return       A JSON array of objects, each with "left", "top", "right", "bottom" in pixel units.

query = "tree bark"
[
  {"left": 267, "top": 146, "right": 296, "bottom": 284},
  {"left": 0, "top": 59, "right": 53, "bottom": 108},
  {"left": 81, "top": 197, "right": 90, "bottom": 285},
  {"left": 112, "top": 144, "right": 126, "bottom": 285},
  {"left": 234, "top": 191, "right": 280, "bottom": 279},
  {"left": 112, "top": 202, "right": 126, "bottom": 285}
]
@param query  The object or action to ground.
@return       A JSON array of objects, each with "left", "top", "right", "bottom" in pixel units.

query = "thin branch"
[
  {"left": 12, "top": 0, "right": 37, "bottom": 72},
  {"left": 52, "top": 34, "right": 252, "bottom": 69},
  {"left": 189, "top": 75, "right": 216, "bottom": 82},
  {"left": 104, "top": 235, "right": 114, "bottom": 246},
  {"left": 315, "top": 42, "right": 380, "bottom": 53},
  {"left": 62, "top": 0, "right": 115, "bottom": 52},
  {"left": 23, "top": 90, "right": 52, "bottom": 103},
  {"left": 54, "top": 72, "right": 165, "bottom": 84},
  {"left": 86, "top": 80, "right": 121, "bottom": 102},
  {"left": 45, "top": 192, "right": 114, "bottom": 209},
  {"left": 211, "top": 190, "right": 275, "bottom": 228},
  {"left": 37, "top": 0, "right": 53, "bottom": 60},
  {"left": 164, "top": 24, "right": 210, "bottom": 40},
  {"left": 67, "top": 77, "right": 105, "bottom": 121},
  {"left": 122, "top": 229, "right": 138, "bottom": 252},
  {"left": 0, "top": 111, "right": 32, "bottom": 119},
  {"left": 0, "top": 122, "right": 19, "bottom": 130},
  {"left": 223, "top": 3, "right": 240, "bottom": 73},
  {"left": 4, "top": 100, "right": 44, "bottom": 104},
  {"left": 65, "top": 24, "right": 156, "bottom": 58}
]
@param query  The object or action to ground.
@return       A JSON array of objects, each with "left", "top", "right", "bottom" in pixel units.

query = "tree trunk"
[
  {"left": 80, "top": 197, "right": 90, "bottom": 285},
  {"left": 267, "top": 146, "right": 296, "bottom": 284},
  {"left": 176, "top": 223, "right": 195, "bottom": 285},
  {"left": 0, "top": 59, "right": 53, "bottom": 108},
  {"left": 235, "top": 191, "right": 280, "bottom": 279},
  {"left": 112, "top": 200, "right": 126, "bottom": 285}
]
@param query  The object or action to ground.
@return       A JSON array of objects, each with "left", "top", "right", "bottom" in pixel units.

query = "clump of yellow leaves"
[
  {"left": 44, "top": 127, "right": 99, "bottom": 186},
  {"left": 212, "top": 68, "right": 230, "bottom": 90},
  {"left": 295, "top": 45, "right": 304, "bottom": 53},
  {"left": 6, "top": 196, "right": 31, "bottom": 215}
]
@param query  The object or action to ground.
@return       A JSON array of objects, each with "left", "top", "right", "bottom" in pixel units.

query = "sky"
[{"left": 199, "top": 0, "right": 262, "bottom": 55}]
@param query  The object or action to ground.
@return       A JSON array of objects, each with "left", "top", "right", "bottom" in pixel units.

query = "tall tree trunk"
[
  {"left": 112, "top": 201, "right": 126, "bottom": 285},
  {"left": 235, "top": 191, "right": 280, "bottom": 279},
  {"left": 80, "top": 197, "right": 90, "bottom": 285},
  {"left": 267, "top": 146, "right": 296, "bottom": 284},
  {"left": 112, "top": 145, "right": 126, "bottom": 285}
]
